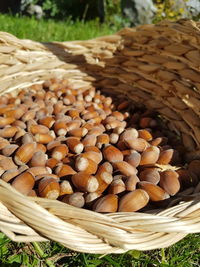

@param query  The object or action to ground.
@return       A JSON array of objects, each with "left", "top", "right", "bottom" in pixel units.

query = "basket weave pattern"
[{"left": 0, "top": 19, "right": 200, "bottom": 253}]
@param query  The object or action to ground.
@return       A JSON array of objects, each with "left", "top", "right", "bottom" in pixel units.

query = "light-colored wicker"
[{"left": 0, "top": 19, "right": 200, "bottom": 254}]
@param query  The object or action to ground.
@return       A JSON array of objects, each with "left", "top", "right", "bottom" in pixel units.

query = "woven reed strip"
[{"left": 0, "top": 19, "right": 199, "bottom": 253}]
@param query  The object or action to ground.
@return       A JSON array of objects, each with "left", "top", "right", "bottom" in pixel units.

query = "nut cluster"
[{"left": 0, "top": 78, "right": 199, "bottom": 213}]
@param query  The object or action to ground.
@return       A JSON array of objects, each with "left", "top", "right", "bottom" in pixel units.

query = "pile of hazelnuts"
[{"left": 0, "top": 78, "right": 199, "bottom": 213}]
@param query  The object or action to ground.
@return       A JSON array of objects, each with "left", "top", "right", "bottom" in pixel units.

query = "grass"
[
  {"left": 0, "top": 232, "right": 199, "bottom": 266},
  {"left": 0, "top": 13, "right": 199, "bottom": 266},
  {"left": 0, "top": 13, "right": 118, "bottom": 42}
]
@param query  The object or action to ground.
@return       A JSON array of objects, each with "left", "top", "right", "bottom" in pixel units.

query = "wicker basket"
[{"left": 0, "top": 19, "right": 200, "bottom": 254}]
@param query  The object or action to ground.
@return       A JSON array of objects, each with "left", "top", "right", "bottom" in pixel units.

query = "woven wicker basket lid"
[{"left": 0, "top": 19, "right": 200, "bottom": 254}]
